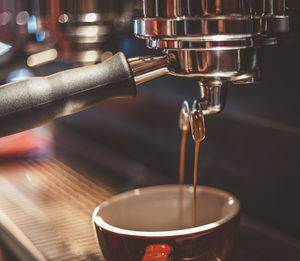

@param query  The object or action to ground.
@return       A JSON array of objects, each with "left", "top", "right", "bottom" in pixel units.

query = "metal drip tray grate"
[{"left": 0, "top": 159, "right": 117, "bottom": 261}]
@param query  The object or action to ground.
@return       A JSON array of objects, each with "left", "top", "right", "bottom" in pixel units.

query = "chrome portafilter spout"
[
  {"left": 0, "top": 0, "right": 290, "bottom": 137},
  {"left": 198, "top": 79, "right": 227, "bottom": 116}
]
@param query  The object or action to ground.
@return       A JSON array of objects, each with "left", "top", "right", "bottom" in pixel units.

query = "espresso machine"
[
  {"left": 0, "top": 1, "right": 300, "bottom": 261},
  {"left": 0, "top": 0, "right": 290, "bottom": 135}
]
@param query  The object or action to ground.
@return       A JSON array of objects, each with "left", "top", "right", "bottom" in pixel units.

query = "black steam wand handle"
[{"left": 0, "top": 52, "right": 136, "bottom": 137}]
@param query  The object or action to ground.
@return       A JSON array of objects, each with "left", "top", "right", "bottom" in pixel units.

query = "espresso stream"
[
  {"left": 179, "top": 132, "right": 201, "bottom": 228},
  {"left": 193, "top": 140, "right": 200, "bottom": 226},
  {"left": 178, "top": 130, "right": 187, "bottom": 228},
  {"left": 179, "top": 130, "right": 188, "bottom": 185},
  {"left": 179, "top": 101, "right": 205, "bottom": 228}
]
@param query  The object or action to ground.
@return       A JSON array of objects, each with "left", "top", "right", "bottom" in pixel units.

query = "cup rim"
[{"left": 93, "top": 184, "right": 240, "bottom": 238}]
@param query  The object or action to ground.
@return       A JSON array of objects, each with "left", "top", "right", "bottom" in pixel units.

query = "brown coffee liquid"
[
  {"left": 178, "top": 130, "right": 188, "bottom": 228},
  {"left": 189, "top": 105, "right": 205, "bottom": 227},
  {"left": 178, "top": 101, "right": 205, "bottom": 228},
  {"left": 193, "top": 140, "right": 200, "bottom": 227},
  {"left": 179, "top": 130, "right": 188, "bottom": 185},
  {"left": 178, "top": 131, "right": 201, "bottom": 227}
]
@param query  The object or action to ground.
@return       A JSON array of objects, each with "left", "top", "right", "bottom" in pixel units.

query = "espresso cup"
[{"left": 93, "top": 185, "right": 240, "bottom": 261}]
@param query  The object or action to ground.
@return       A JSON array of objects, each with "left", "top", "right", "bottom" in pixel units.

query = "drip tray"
[
  {"left": 0, "top": 159, "right": 299, "bottom": 261},
  {"left": 0, "top": 159, "right": 116, "bottom": 261}
]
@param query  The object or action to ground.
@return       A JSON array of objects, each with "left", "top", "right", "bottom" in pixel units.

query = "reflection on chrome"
[
  {"left": 0, "top": 42, "right": 11, "bottom": 55},
  {"left": 27, "top": 49, "right": 58, "bottom": 67},
  {"left": 229, "top": 199, "right": 235, "bottom": 206},
  {"left": 16, "top": 11, "right": 29, "bottom": 26},
  {"left": 81, "top": 13, "right": 99, "bottom": 23},
  {"left": 133, "top": 0, "right": 289, "bottom": 115},
  {"left": 0, "top": 12, "right": 11, "bottom": 26}
]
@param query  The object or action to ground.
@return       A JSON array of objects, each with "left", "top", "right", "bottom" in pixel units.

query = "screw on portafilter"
[{"left": 131, "top": 0, "right": 289, "bottom": 115}]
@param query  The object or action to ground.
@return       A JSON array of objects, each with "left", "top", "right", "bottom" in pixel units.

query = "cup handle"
[{"left": 142, "top": 244, "right": 172, "bottom": 261}]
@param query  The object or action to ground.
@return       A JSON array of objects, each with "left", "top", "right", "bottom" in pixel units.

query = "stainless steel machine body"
[
  {"left": 41, "top": 0, "right": 137, "bottom": 64},
  {"left": 37, "top": 0, "right": 119, "bottom": 64},
  {"left": 0, "top": 0, "right": 136, "bottom": 65}
]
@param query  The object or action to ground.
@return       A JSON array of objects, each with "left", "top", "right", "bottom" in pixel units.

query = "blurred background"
[{"left": 0, "top": 0, "right": 299, "bottom": 260}]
